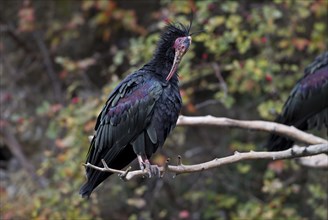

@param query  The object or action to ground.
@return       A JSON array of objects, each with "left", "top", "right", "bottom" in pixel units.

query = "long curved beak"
[{"left": 166, "top": 36, "right": 191, "bottom": 81}]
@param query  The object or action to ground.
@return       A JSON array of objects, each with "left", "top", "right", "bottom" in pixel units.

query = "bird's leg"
[
  {"left": 137, "top": 155, "right": 160, "bottom": 178},
  {"left": 137, "top": 155, "right": 146, "bottom": 171}
]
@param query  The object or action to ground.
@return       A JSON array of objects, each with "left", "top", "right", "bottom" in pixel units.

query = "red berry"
[
  {"left": 17, "top": 117, "right": 25, "bottom": 124},
  {"left": 202, "top": 53, "right": 208, "bottom": 60},
  {"left": 202, "top": 18, "right": 209, "bottom": 25},
  {"left": 265, "top": 74, "right": 272, "bottom": 82},
  {"left": 207, "top": 3, "right": 216, "bottom": 11},
  {"left": 71, "top": 97, "right": 79, "bottom": 104},
  {"left": 179, "top": 210, "right": 190, "bottom": 219}
]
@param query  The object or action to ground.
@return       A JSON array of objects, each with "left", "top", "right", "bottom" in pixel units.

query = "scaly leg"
[{"left": 137, "top": 155, "right": 160, "bottom": 178}]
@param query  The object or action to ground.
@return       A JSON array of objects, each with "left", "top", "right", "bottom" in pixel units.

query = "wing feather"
[
  {"left": 81, "top": 74, "right": 163, "bottom": 197},
  {"left": 266, "top": 53, "right": 328, "bottom": 151}
]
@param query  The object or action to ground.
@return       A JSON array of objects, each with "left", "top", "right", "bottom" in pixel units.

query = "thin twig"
[
  {"left": 83, "top": 161, "right": 125, "bottom": 174},
  {"left": 83, "top": 144, "right": 328, "bottom": 181},
  {"left": 161, "top": 158, "right": 170, "bottom": 178},
  {"left": 211, "top": 62, "right": 228, "bottom": 98},
  {"left": 177, "top": 155, "right": 182, "bottom": 165},
  {"left": 33, "top": 31, "right": 63, "bottom": 103},
  {"left": 0, "top": 19, "right": 33, "bottom": 53}
]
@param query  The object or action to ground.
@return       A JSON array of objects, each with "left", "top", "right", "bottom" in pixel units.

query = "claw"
[
  {"left": 137, "top": 155, "right": 160, "bottom": 178},
  {"left": 143, "top": 160, "right": 160, "bottom": 178}
]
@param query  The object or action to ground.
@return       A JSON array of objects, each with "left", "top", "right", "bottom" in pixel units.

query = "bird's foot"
[{"left": 141, "top": 160, "right": 160, "bottom": 178}]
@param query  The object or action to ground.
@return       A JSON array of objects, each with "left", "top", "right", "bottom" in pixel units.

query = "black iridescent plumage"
[
  {"left": 80, "top": 23, "right": 191, "bottom": 198},
  {"left": 266, "top": 52, "right": 328, "bottom": 151}
]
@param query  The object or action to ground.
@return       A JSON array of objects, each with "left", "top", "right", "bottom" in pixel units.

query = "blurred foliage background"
[{"left": 0, "top": 0, "right": 327, "bottom": 219}]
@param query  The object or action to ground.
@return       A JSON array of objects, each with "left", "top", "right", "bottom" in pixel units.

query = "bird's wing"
[
  {"left": 282, "top": 52, "right": 328, "bottom": 128},
  {"left": 266, "top": 53, "right": 328, "bottom": 151},
  {"left": 86, "top": 74, "right": 163, "bottom": 169},
  {"left": 281, "top": 64, "right": 328, "bottom": 128},
  {"left": 307, "top": 108, "right": 328, "bottom": 130},
  {"left": 80, "top": 74, "right": 163, "bottom": 197}
]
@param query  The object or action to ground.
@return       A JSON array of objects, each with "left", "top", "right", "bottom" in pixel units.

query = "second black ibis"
[{"left": 266, "top": 52, "right": 328, "bottom": 151}]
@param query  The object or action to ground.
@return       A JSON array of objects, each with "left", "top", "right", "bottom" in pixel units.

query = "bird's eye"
[{"left": 173, "top": 38, "right": 185, "bottom": 48}]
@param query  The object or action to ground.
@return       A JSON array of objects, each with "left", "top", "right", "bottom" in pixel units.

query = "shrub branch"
[{"left": 84, "top": 115, "right": 328, "bottom": 180}]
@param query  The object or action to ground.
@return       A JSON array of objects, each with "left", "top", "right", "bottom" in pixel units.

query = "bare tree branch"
[
  {"left": 296, "top": 154, "right": 328, "bottom": 169},
  {"left": 84, "top": 144, "right": 328, "bottom": 181},
  {"left": 88, "top": 115, "right": 327, "bottom": 145},
  {"left": 33, "top": 31, "right": 64, "bottom": 104},
  {"left": 177, "top": 115, "right": 328, "bottom": 145},
  {"left": 0, "top": 125, "right": 47, "bottom": 187},
  {"left": 85, "top": 115, "right": 328, "bottom": 180}
]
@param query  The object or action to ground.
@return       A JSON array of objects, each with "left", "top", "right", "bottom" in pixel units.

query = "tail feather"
[
  {"left": 265, "top": 134, "right": 294, "bottom": 151},
  {"left": 79, "top": 172, "right": 113, "bottom": 198},
  {"left": 79, "top": 182, "right": 93, "bottom": 199},
  {"left": 265, "top": 115, "right": 295, "bottom": 151},
  {"left": 79, "top": 144, "right": 137, "bottom": 198}
]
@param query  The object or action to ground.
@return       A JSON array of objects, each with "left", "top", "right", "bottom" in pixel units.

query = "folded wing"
[{"left": 80, "top": 74, "right": 163, "bottom": 197}]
